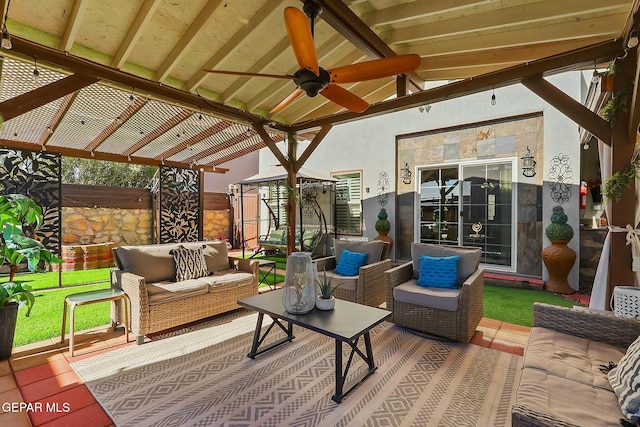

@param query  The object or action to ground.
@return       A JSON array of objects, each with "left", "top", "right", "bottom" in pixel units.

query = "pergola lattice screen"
[
  {"left": 159, "top": 166, "right": 200, "bottom": 243},
  {"left": 0, "top": 147, "right": 62, "bottom": 257}
]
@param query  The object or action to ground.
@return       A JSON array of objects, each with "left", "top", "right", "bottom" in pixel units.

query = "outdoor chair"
[
  {"left": 385, "top": 243, "right": 483, "bottom": 343},
  {"left": 314, "top": 240, "right": 391, "bottom": 307}
]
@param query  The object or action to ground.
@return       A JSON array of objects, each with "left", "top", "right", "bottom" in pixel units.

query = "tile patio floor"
[{"left": 0, "top": 315, "right": 530, "bottom": 426}]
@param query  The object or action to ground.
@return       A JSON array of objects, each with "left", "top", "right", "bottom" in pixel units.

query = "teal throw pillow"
[
  {"left": 417, "top": 255, "right": 459, "bottom": 288},
  {"left": 334, "top": 250, "right": 368, "bottom": 276}
]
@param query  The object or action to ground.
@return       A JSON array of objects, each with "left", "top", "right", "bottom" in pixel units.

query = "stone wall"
[{"left": 62, "top": 207, "right": 231, "bottom": 246}]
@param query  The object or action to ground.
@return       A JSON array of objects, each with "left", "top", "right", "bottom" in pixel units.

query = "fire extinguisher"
[{"left": 580, "top": 181, "right": 587, "bottom": 209}]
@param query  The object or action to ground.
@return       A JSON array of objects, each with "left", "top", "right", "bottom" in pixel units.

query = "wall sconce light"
[
  {"left": 400, "top": 160, "right": 412, "bottom": 184},
  {"left": 521, "top": 146, "right": 536, "bottom": 177}
]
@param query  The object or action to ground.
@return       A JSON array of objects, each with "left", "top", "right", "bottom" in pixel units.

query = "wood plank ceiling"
[{"left": 0, "top": 0, "right": 636, "bottom": 170}]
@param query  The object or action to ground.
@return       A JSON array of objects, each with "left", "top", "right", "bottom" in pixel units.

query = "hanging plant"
[
  {"left": 601, "top": 158, "right": 640, "bottom": 203},
  {"left": 601, "top": 86, "right": 632, "bottom": 127}
]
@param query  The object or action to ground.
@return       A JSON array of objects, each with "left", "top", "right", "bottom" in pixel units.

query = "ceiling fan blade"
[
  {"left": 203, "top": 69, "right": 294, "bottom": 80},
  {"left": 270, "top": 89, "right": 305, "bottom": 113},
  {"left": 321, "top": 85, "right": 369, "bottom": 113},
  {"left": 284, "top": 7, "right": 319, "bottom": 75},
  {"left": 329, "top": 54, "right": 422, "bottom": 83}
]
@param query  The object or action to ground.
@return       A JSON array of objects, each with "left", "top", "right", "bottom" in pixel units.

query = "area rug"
[{"left": 72, "top": 311, "right": 521, "bottom": 426}]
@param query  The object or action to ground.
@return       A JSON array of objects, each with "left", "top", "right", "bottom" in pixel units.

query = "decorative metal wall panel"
[
  {"left": 0, "top": 147, "right": 61, "bottom": 257},
  {"left": 159, "top": 166, "right": 200, "bottom": 243}
]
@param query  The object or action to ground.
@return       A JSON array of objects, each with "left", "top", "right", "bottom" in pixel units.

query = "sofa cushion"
[
  {"left": 193, "top": 241, "right": 230, "bottom": 273},
  {"left": 113, "top": 245, "right": 177, "bottom": 282},
  {"left": 393, "top": 279, "right": 460, "bottom": 311},
  {"left": 334, "top": 250, "right": 368, "bottom": 276},
  {"left": 199, "top": 269, "right": 255, "bottom": 290},
  {"left": 321, "top": 270, "right": 359, "bottom": 291},
  {"left": 524, "top": 327, "right": 625, "bottom": 391},
  {"left": 417, "top": 255, "right": 459, "bottom": 289},
  {"left": 411, "top": 243, "right": 481, "bottom": 285},
  {"left": 302, "top": 230, "right": 318, "bottom": 249},
  {"left": 170, "top": 245, "right": 209, "bottom": 281},
  {"left": 608, "top": 334, "right": 640, "bottom": 424},
  {"left": 146, "top": 279, "right": 209, "bottom": 305},
  {"left": 516, "top": 367, "right": 623, "bottom": 427},
  {"left": 335, "top": 240, "right": 384, "bottom": 266}
]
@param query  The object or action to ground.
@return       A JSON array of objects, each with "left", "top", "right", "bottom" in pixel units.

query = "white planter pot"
[{"left": 316, "top": 296, "right": 335, "bottom": 310}]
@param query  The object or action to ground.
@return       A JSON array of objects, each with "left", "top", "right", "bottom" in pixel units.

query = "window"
[
  {"left": 266, "top": 182, "right": 287, "bottom": 229},
  {"left": 332, "top": 171, "right": 362, "bottom": 235}
]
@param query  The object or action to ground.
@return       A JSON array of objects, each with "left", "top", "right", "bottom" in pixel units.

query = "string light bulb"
[
  {"left": 627, "top": 29, "right": 639, "bottom": 49},
  {"left": 591, "top": 60, "right": 599, "bottom": 84},
  {"left": 491, "top": 86, "right": 496, "bottom": 105},
  {"left": 1, "top": 0, "right": 11, "bottom": 50},
  {"left": 32, "top": 55, "right": 40, "bottom": 83},
  {"left": 129, "top": 87, "right": 135, "bottom": 106}
]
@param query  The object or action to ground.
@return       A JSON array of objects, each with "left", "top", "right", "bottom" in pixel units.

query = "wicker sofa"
[
  {"left": 111, "top": 240, "right": 258, "bottom": 344},
  {"left": 512, "top": 303, "right": 640, "bottom": 427}
]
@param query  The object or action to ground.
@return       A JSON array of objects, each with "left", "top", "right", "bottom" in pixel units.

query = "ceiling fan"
[{"left": 204, "top": 3, "right": 421, "bottom": 114}]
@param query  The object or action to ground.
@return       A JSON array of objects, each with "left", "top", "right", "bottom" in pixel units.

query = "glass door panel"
[{"left": 419, "top": 167, "right": 459, "bottom": 245}]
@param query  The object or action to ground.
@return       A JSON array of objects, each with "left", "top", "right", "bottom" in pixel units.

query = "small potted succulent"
[
  {"left": 541, "top": 206, "right": 575, "bottom": 294},
  {"left": 315, "top": 270, "right": 344, "bottom": 310}
]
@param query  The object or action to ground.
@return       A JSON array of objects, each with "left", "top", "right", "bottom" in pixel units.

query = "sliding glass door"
[{"left": 419, "top": 160, "right": 515, "bottom": 269}]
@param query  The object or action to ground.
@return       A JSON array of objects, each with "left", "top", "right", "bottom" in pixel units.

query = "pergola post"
[{"left": 286, "top": 132, "right": 297, "bottom": 256}]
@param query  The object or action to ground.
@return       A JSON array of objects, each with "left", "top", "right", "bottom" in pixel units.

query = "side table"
[{"left": 61, "top": 288, "right": 130, "bottom": 357}]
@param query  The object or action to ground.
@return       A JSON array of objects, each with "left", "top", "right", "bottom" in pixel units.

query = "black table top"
[{"left": 238, "top": 289, "right": 391, "bottom": 341}]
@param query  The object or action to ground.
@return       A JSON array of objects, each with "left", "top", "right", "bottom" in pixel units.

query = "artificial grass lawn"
[
  {"left": 0, "top": 268, "right": 111, "bottom": 290},
  {"left": 483, "top": 284, "right": 577, "bottom": 327}
]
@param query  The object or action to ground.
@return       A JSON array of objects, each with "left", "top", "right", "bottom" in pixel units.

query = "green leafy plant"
[
  {"left": 0, "top": 282, "right": 35, "bottom": 316},
  {"left": 317, "top": 270, "right": 344, "bottom": 299},
  {"left": 601, "top": 86, "right": 632, "bottom": 127},
  {"left": 375, "top": 208, "right": 391, "bottom": 233},
  {"left": 545, "top": 206, "right": 573, "bottom": 242},
  {"left": 602, "top": 158, "right": 640, "bottom": 203},
  {"left": 0, "top": 194, "right": 62, "bottom": 283}
]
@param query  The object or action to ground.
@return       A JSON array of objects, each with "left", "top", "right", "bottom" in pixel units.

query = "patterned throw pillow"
[
  {"left": 417, "top": 255, "right": 459, "bottom": 288},
  {"left": 608, "top": 335, "right": 640, "bottom": 424},
  {"left": 170, "top": 245, "right": 209, "bottom": 281},
  {"left": 334, "top": 250, "right": 368, "bottom": 276}
]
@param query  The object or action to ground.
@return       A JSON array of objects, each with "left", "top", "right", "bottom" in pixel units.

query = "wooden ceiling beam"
[
  {"left": 84, "top": 96, "right": 148, "bottom": 152},
  {"left": 60, "top": 0, "right": 88, "bottom": 52},
  {"left": 154, "top": 0, "right": 224, "bottom": 82},
  {"left": 154, "top": 120, "right": 233, "bottom": 160},
  {"left": 308, "top": 0, "right": 423, "bottom": 92},
  {"left": 0, "top": 74, "right": 97, "bottom": 121},
  {"left": 111, "top": 0, "right": 161, "bottom": 69},
  {"left": 253, "top": 123, "right": 287, "bottom": 167},
  {"left": 38, "top": 92, "right": 78, "bottom": 146},
  {"left": 360, "top": 0, "right": 491, "bottom": 27},
  {"left": 7, "top": 37, "right": 267, "bottom": 126},
  {"left": 522, "top": 76, "right": 611, "bottom": 143},
  {"left": 0, "top": 138, "right": 228, "bottom": 173},
  {"left": 123, "top": 109, "right": 193, "bottom": 156},
  {"left": 288, "top": 39, "right": 621, "bottom": 132},
  {"left": 295, "top": 124, "right": 332, "bottom": 171}
]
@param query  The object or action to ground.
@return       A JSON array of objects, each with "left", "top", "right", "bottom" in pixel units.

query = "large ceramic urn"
[{"left": 542, "top": 206, "right": 575, "bottom": 294}]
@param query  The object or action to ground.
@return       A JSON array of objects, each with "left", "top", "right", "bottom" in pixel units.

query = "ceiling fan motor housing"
[{"left": 294, "top": 68, "right": 330, "bottom": 97}]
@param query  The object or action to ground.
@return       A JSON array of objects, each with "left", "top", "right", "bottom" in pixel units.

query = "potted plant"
[
  {"left": 373, "top": 208, "right": 393, "bottom": 250},
  {"left": 315, "top": 270, "right": 344, "bottom": 310},
  {"left": 0, "top": 194, "right": 62, "bottom": 360},
  {"left": 541, "top": 205, "right": 575, "bottom": 294}
]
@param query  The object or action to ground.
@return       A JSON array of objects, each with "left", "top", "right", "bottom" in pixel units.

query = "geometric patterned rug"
[{"left": 71, "top": 310, "right": 521, "bottom": 427}]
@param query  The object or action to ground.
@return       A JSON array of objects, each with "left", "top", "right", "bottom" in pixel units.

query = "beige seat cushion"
[
  {"left": 113, "top": 245, "right": 177, "bottom": 282},
  {"left": 146, "top": 279, "right": 209, "bottom": 305},
  {"left": 335, "top": 240, "right": 385, "bottom": 266},
  {"left": 320, "top": 270, "right": 359, "bottom": 291},
  {"left": 523, "top": 327, "right": 625, "bottom": 391},
  {"left": 199, "top": 269, "right": 255, "bottom": 290},
  {"left": 392, "top": 279, "right": 460, "bottom": 311},
  {"left": 411, "top": 243, "right": 481, "bottom": 285},
  {"left": 516, "top": 367, "right": 623, "bottom": 426}
]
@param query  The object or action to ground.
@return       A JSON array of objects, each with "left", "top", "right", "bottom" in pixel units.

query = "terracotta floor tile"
[
  {"left": 499, "top": 322, "right": 532, "bottom": 333},
  {"left": 0, "top": 388, "right": 25, "bottom": 414},
  {"left": 494, "top": 329, "right": 529, "bottom": 346},
  {"left": 39, "top": 403, "right": 111, "bottom": 427},
  {"left": 28, "top": 385, "right": 95, "bottom": 426},
  {"left": 490, "top": 339, "right": 525, "bottom": 356},
  {"left": 0, "top": 374, "right": 17, "bottom": 394},
  {"left": 10, "top": 348, "right": 65, "bottom": 373},
  {"left": 476, "top": 324, "right": 498, "bottom": 340},
  {"left": 19, "top": 371, "right": 83, "bottom": 403},
  {"left": 14, "top": 360, "right": 72, "bottom": 388},
  {"left": 0, "top": 409, "right": 32, "bottom": 427},
  {"left": 469, "top": 331, "right": 492, "bottom": 348},
  {"left": 478, "top": 317, "right": 502, "bottom": 329}
]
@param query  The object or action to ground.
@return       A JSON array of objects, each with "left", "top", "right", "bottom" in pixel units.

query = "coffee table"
[{"left": 237, "top": 289, "right": 390, "bottom": 403}]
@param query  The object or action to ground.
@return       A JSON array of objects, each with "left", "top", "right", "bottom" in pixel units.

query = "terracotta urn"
[{"left": 541, "top": 239, "right": 576, "bottom": 294}]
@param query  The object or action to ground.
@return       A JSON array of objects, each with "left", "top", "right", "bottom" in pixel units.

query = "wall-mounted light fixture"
[
  {"left": 521, "top": 146, "right": 536, "bottom": 177},
  {"left": 400, "top": 160, "right": 412, "bottom": 184}
]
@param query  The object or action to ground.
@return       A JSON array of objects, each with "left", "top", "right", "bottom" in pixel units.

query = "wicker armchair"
[
  {"left": 385, "top": 243, "right": 483, "bottom": 342},
  {"left": 314, "top": 240, "right": 391, "bottom": 308}
]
